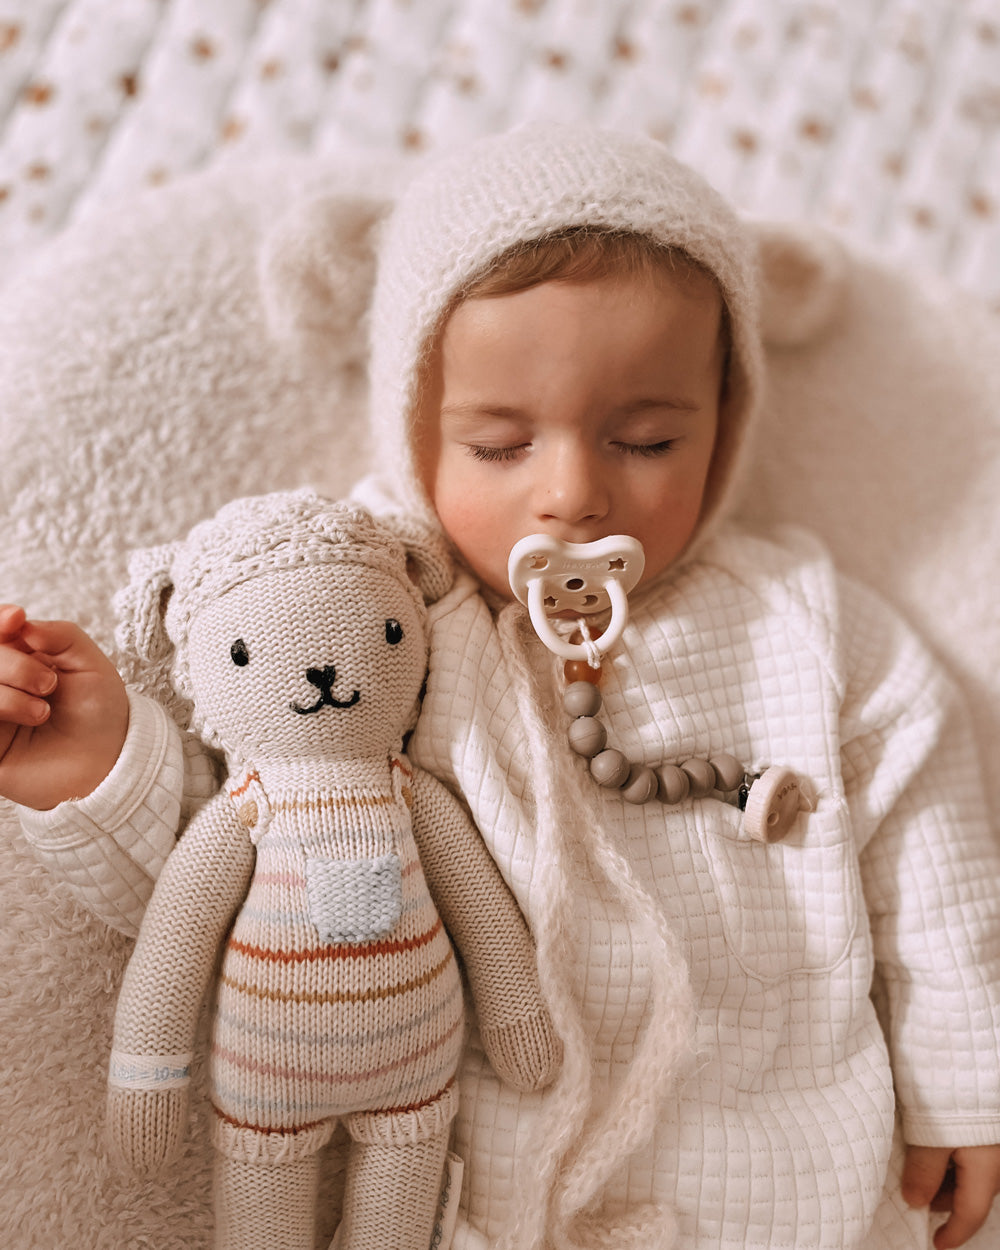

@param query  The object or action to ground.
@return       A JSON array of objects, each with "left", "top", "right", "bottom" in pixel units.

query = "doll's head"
[
  {"left": 115, "top": 491, "right": 452, "bottom": 761},
  {"left": 367, "top": 124, "right": 763, "bottom": 595}
]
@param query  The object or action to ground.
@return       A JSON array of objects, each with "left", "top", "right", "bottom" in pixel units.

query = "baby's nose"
[{"left": 537, "top": 451, "right": 609, "bottom": 525}]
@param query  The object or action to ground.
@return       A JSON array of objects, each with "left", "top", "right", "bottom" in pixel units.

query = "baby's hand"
[
  {"left": 0, "top": 604, "right": 129, "bottom": 809},
  {"left": 903, "top": 1143, "right": 1000, "bottom": 1249}
]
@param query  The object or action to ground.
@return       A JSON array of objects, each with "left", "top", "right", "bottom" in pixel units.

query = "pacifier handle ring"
[{"left": 526, "top": 578, "right": 630, "bottom": 663}]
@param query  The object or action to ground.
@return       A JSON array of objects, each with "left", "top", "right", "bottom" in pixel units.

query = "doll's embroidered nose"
[{"left": 290, "top": 666, "right": 361, "bottom": 714}]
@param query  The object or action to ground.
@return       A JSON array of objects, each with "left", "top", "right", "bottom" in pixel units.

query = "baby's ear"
[
  {"left": 258, "top": 193, "right": 388, "bottom": 360},
  {"left": 753, "top": 221, "right": 849, "bottom": 347},
  {"left": 113, "top": 543, "right": 181, "bottom": 664}
]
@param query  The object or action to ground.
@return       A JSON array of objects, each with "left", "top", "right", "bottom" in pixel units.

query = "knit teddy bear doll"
[{"left": 105, "top": 490, "right": 561, "bottom": 1250}]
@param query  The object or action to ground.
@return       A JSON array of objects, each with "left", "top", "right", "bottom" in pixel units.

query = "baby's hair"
[
  {"left": 446, "top": 226, "right": 732, "bottom": 384},
  {"left": 459, "top": 225, "right": 714, "bottom": 298}
]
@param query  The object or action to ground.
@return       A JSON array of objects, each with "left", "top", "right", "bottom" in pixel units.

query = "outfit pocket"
[
  {"left": 694, "top": 799, "right": 859, "bottom": 982},
  {"left": 305, "top": 854, "right": 403, "bottom": 945}
]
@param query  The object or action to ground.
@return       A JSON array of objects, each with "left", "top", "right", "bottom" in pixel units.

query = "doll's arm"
[
  {"left": 107, "top": 790, "right": 254, "bottom": 1175},
  {"left": 17, "top": 689, "right": 221, "bottom": 936},
  {"left": 410, "top": 765, "right": 561, "bottom": 1092}
]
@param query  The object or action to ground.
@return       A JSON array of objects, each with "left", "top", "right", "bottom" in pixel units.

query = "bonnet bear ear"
[
  {"left": 753, "top": 220, "right": 849, "bottom": 347},
  {"left": 113, "top": 542, "right": 181, "bottom": 664},
  {"left": 258, "top": 193, "right": 389, "bottom": 360}
]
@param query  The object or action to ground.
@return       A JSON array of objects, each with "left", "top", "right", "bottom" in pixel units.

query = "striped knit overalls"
[{"left": 211, "top": 751, "right": 465, "bottom": 1164}]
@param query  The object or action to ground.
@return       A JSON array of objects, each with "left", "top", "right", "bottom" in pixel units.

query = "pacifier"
[{"left": 507, "top": 534, "right": 645, "bottom": 662}]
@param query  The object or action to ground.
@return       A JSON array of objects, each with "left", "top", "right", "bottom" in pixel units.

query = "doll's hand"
[
  {"left": 903, "top": 1143, "right": 1000, "bottom": 1249},
  {"left": 0, "top": 605, "right": 129, "bottom": 809},
  {"left": 481, "top": 1005, "right": 563, "bottom": 1093},
  {"left": 106, "top": 1087, "right": 190, "bottom": 1176}
]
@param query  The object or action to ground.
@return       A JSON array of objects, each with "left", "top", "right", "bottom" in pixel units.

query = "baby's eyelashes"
[
  {"left": 464, "top": 443, "right": 528, "bottom": 463},
  {"left": 612, "top": 439, "right": 680, "bottom": 458}
]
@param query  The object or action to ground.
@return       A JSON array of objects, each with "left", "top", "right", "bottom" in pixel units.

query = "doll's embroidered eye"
[
  {"left": 385, "top": 619, "right": 404, "bottom": 645},
  {"left": 230, "top": 639, "right": 250, "bottom": 666}
]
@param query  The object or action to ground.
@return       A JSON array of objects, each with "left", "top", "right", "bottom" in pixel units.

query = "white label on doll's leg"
[{"left": 430, "top": 1152, "right": 464, "bottom": 1250}]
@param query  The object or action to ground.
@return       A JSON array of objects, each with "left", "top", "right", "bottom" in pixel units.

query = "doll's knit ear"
[
  {"left": 754, "top": 221, "right": 849, "bottom": 347},
  {"left": 258, "top": 193, "right": 387, "bottom": 359},
  {"left": 388, "top": 515, "right": 455, "bottom": 606},
  {"left": 113, "top": 542, "right": 181, "bottom": 664}
]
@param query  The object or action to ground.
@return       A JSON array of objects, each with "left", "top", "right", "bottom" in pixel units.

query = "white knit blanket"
[{"left": 0, "top": 0, "right": 998, "bottom": 305}]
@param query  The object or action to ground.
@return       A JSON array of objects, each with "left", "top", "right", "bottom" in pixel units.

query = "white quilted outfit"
[
  {"left": 407, "top": 527, "right": 1000, "bottom": 1249},
  {"left": 18, "top": 126, "right": 1000, "bottom": 1248}
]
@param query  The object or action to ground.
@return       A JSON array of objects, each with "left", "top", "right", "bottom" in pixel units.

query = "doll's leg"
[
  {"left": 337, "top": 1085, "right": 459, "bottom": 1250},
  {"left": 215, "top": 1152, "right": 320, "bottom": 1250}
]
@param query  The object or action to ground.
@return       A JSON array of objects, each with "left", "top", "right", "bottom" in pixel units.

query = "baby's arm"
[
  {"left": 410, "top": 765, "right": 561, "bottom": 1092},
  {"left": 1, "top": 604, "right": 218, "bottom": 935},
  {"left": 841, "top": 579, "right": 1000, "bottom": 1244},
  {"left": 902, "top": 1145, "right": 1000, "bottom": 1250}
]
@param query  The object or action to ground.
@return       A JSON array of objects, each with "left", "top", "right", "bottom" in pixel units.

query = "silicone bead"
[
  {"left": 564, "top": 659, "right": 602, "bottom": 685},
  {"left": 710, "top": 754, "right": 745, "bottom": 793},
  {"left": 568, "top": 717, "right": 607, "bottom": 758},
  {"left": 743, "top": 766, "right": 803, "bottom": 843},
  {"left": 621, "top": 763, "right": 658, "bottom": 805},
  {"left": 655, "top": 763, "right": 690, "bottom": 804},
  {"left": 590, "top": 748, "right": 630, "bottom": 788},
  {"left": 681, "top": 758, "right": 716, "bottom": 798},
  {"left": 563, "top": 681, "right": 602, "bottom": 719}
]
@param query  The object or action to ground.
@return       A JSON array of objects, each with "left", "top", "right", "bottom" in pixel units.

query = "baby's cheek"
[{"left": 434, "top": 477, "right": 509, "bottom": 580}]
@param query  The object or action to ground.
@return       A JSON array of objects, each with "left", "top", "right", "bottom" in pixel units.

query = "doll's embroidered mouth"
[
  {"left": 290, "top": 667, "right": 362, "bottom": 714},
  {"left": 290, "top": 690, "right": 362, "bottom": 715}
]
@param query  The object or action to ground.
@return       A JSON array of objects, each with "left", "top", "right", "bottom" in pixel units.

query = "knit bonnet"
[{"left": 367, "top": 122, "right": 764, "bottom": 556}]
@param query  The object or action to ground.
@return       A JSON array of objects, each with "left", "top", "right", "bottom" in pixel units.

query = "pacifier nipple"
[{"left": 507, "top": 534, "right": 645, "bottom": 662}]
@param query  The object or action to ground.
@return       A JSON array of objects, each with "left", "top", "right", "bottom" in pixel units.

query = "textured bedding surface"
[{"left": 0, "top": 0, "right": 998, "bottom": 304}]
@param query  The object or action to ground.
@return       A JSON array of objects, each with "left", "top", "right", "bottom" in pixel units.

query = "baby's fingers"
[
  {"left": 0, "top": 644, "right": 59, "bottom": 701},
  {"left": 903, "top": 1146, "right": 952, "bottom": 1210},
  {"left": 0, "top": 604, "right": 28, "bottom": 646},
  {"left": 17, "top": 618, "right": 104, "bottom": 671},
  {"left": 932, "top": 1148, "right": 1000, "bottom": 1250},
  {"left": 0, "top": 681, "right": 52, "bottom": 728}
]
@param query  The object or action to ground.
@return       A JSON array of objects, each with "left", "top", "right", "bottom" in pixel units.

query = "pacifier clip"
[{"left": 508, "top": 534, "right": 812, "bottom": 843}]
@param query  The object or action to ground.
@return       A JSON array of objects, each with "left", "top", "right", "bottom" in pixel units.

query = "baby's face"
[{"left": 416, "top": 269, "right": 724, "bottom": 602}]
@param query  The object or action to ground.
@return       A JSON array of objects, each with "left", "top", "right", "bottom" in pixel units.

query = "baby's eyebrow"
[
  {"left": 439, "top": 402, "right": 528, "bottom": 423},
  {"left": 613, "top": 396, "right": 702, "bottom": 416}
]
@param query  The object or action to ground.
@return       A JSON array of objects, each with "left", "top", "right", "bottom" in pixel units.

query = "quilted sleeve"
[
  {"left": 841, "top": 576, "right": 1000, "bottom": 1148},
  {"left": 16, "top": 688, "right": 220, "bottom": 938}
]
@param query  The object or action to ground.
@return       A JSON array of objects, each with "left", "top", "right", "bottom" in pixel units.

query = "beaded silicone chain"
[{"left": 561, "top": 657, "right": 806, "bottom": 844}]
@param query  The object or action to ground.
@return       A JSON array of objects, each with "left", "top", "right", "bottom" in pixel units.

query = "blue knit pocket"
[{"left": 305, "top": 854, "right": 403, "bottom": 945}]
